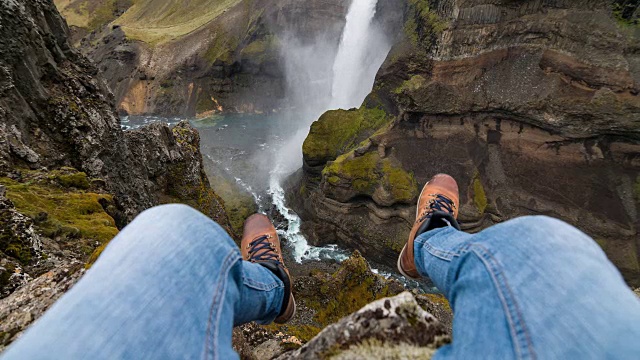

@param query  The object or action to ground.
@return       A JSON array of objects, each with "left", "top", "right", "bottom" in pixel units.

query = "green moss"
[
  {"left": 381, "top": 159, "right": 418, "bottom": 203},
  {"left": 208, "top": 175, "right": 257, "bottom": 237},
  {"left": 0, "top": 171, "right": 118, "bottom": 266},
  {"left": 323, "top": 152, "right": 379, "bottom": 193},
  {"left": 264, "top": 252, "right": 400, "bottom": 343},
  {"left": 303, "top": 107, "right": 391, "bottom": 165},
  {"left": 422, "top": 293, "right": 451, "bottom": 311},
  {"left": 323, "top": 152, "right": 417, "bottom": 203},
  {"left": 55, "top": 172, "right": 91, "bottom": 190},
  {"left": 472, "top": 172, "right": 488, "bottom": 214},
  {"left": 404, "top": 0, "right": 448, "bottom": 47},
  {"left": 395, "top": 75, "right": 427, "bottom": 94},
  {"left": 613, "top": 1, "right": 639, "bottom": 28}
]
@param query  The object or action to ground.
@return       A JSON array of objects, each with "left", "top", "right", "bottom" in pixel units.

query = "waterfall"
[
  {"left": 330, "top": 0, "right": 386, "bottom": 109},
  {"left": 267, "top": 0, "right": 392, "bottom": 263}
]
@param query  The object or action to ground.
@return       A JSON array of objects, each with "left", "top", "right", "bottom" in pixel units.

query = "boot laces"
[
  {"left": 247, "top": 235, "right": 281, "bottom": 264},
  {"left": 418, "top": 194, "right": 456, "bottom": 223}
]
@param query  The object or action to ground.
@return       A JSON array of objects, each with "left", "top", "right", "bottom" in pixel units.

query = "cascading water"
[
  {"left": 331, "top": 0, "right": 389, "bottom": 109},
  {"left": 268, "top": 0, "right": 392, "bottom": 263}
]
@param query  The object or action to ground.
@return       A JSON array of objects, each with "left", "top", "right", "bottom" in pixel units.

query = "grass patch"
[{"left": 115, "top": 0, "right": 243, "bottom": 45}]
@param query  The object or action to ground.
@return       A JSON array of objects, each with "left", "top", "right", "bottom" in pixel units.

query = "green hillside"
[{"left": 114, "top": 0, "right": 243, "bottom": 44}]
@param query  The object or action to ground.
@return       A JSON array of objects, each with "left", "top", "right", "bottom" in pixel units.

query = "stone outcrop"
[
  {"left": 231, "top": 252, "right": 452, "bottom": 359},
  {"left": 276, "top": 292, "right": 450, "bottom": 360},
  {"left": 0, "top": 0, "right": 231, "bottom": 226},
  {"left": 0, "top": 0, "right": 231, "bottom": 348},
  {"left": 0, "top": 259, "right": 84, "bottom": 350},
  {"left": 290, "top": 0, "right": 640, "bottom": 286}
]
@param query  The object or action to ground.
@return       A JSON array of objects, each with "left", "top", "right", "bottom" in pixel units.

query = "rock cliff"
[
  {"left": 55, "top": 0, "right": 350, "bottom": 116},
  {"left": 290, "top": 0, "right": 640, "bottom": 286},
  {"left": 0, "top": 0, "right": 231, "bottom": 346}
]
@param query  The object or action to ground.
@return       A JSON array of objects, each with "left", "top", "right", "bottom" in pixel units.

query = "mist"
[{"left": 268, "top": 0, "right": 393, "bottom": 184}]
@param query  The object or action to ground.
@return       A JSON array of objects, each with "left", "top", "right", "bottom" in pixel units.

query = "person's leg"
[
  {"left": 2, "top": 204, "right": 284, "bottom": 360},
  {"left": 415, "top": 216, "right": 640, "bottom": 359}
]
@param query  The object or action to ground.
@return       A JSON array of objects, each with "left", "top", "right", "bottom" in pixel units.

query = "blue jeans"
[
  {"left": 3, "top": 207, "right": 639, "bottom": 359},
  {"left": 2, "top": 205, "right": 285, "bottom": 360},
  {"left": 416, "top": 216, "right": 640, "bottom": 359}
]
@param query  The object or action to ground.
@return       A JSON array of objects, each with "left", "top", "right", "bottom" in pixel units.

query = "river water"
[
  {"left": 122, "top": 114, "right": 436, "bottom": 292},
  {"left": 117, "top": 0, "right": 437, "bottom": 291}
]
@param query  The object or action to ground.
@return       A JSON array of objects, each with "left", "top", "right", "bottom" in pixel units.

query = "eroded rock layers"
[{"left": 290, "top": 0, "right": 640, "bottom": 286}]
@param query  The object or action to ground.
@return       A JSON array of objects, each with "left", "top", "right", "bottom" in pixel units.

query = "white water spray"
[
  {"left": 268, "top": 0, "right": 392, "bottom": 263},
  {"left": 331, "top": 0, "right": 387, "bottom": 109}
]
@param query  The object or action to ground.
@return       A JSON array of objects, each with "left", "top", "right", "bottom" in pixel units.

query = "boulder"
[{"left": 276, "top": 292, "right": 450, "bottom": 360}]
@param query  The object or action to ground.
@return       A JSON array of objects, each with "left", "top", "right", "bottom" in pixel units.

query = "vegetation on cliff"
[
  {"left": 303, "top": 107, "right": 392, "bottom": 167},
  {"left": 114, "top": 0, "right": 243, "bottom": 44},
  {"left": 323, "top": 151, "right": 418, "bottom": 206},
  {"left": 0, "top": 169, "right": 118, "bottom": 266},
  {"left": 265, "top": 252, "right": 404, "bottom": 343}
]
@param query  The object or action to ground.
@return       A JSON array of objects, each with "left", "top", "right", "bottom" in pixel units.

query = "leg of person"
[
  {"left": 1, "top": 204, "right": 293, "bottom": 360},
  {"left": 398, "top": 174, "right": 640, "bottom": 359},
  {"left": 417, "top": 217, "right": 640, "bottom": 359}
]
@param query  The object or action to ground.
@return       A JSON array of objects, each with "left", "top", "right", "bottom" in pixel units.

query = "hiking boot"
[
  {"left": 397, "top": 174, "right": 461, "bottom": 279},
  {"left": 241, "top": 213, "right": 296, "bottom": 324}
]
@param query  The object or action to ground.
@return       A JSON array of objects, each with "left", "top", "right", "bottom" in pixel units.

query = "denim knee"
[
  {"left": 484, "top": 215, "right": 602, "bottom": 255},
  {"left": 123, "top": 204, "right": 237, "bottom": 251}
]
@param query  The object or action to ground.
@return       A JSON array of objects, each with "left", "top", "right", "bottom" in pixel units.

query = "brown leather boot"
[
  {"left": 241, "top": 213, "right": 296, "bottom": 324},
  {"left": 397, "top": 174, "right": 461, "bottom": 279}
]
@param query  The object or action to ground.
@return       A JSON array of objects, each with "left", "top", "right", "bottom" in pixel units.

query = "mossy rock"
[
  {"left": 265, "top": 252, "right": 402, "bottom": 343},
  {"left": 0, "top": 171, "right": 119, "bottom": 265},
  {"left": 303, "top": 107, "right": 392, "bottom": 167},
  {"left": 404, "top": 0, "right": 449, "bottom": 48},
  {"left": 322, "top": 151, "right": 418, "bottom": 205},
  {"left": 54, "top": 172, "right": 91, "bottom": 190},
  {"left": 208, "top": 174, "right": 257, "bottom": 238}
]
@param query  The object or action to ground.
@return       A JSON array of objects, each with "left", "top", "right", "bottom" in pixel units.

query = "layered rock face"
[{"left": 291, "top": 0, "right": 640, "bottom": 286}]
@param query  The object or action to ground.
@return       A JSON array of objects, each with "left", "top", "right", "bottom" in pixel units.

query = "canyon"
[{"left": 0, "top": 0, "right": 638, "bottom": 358}]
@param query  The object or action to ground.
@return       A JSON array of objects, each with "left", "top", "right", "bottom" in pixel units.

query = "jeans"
[
  {"left": 2, "top": 205, "right": 284, "bottom": 360},
  {"left": 2, "top": 206, "right": 639, "bottom": 359},
  {"left": 416, "top": 216, "right": 640, "bottom": 359}
]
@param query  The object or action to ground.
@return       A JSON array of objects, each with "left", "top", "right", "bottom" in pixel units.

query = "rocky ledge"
[
  {"left": 0, "top": 0, "right": 231, "bottom": 348},
  {"left": 276, "top": 292, "right": 450, "bottom": 360},
  {"left": 289, "top": 0, "right": 640, "bottom": 287}
]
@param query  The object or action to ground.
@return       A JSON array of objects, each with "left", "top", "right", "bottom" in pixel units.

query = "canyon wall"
[
  {"left": 0, "top": 0, "right": 230, "bottom": 318},
  {"left": 290, "top": 0, "right": 640, "bottom": 286}
]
